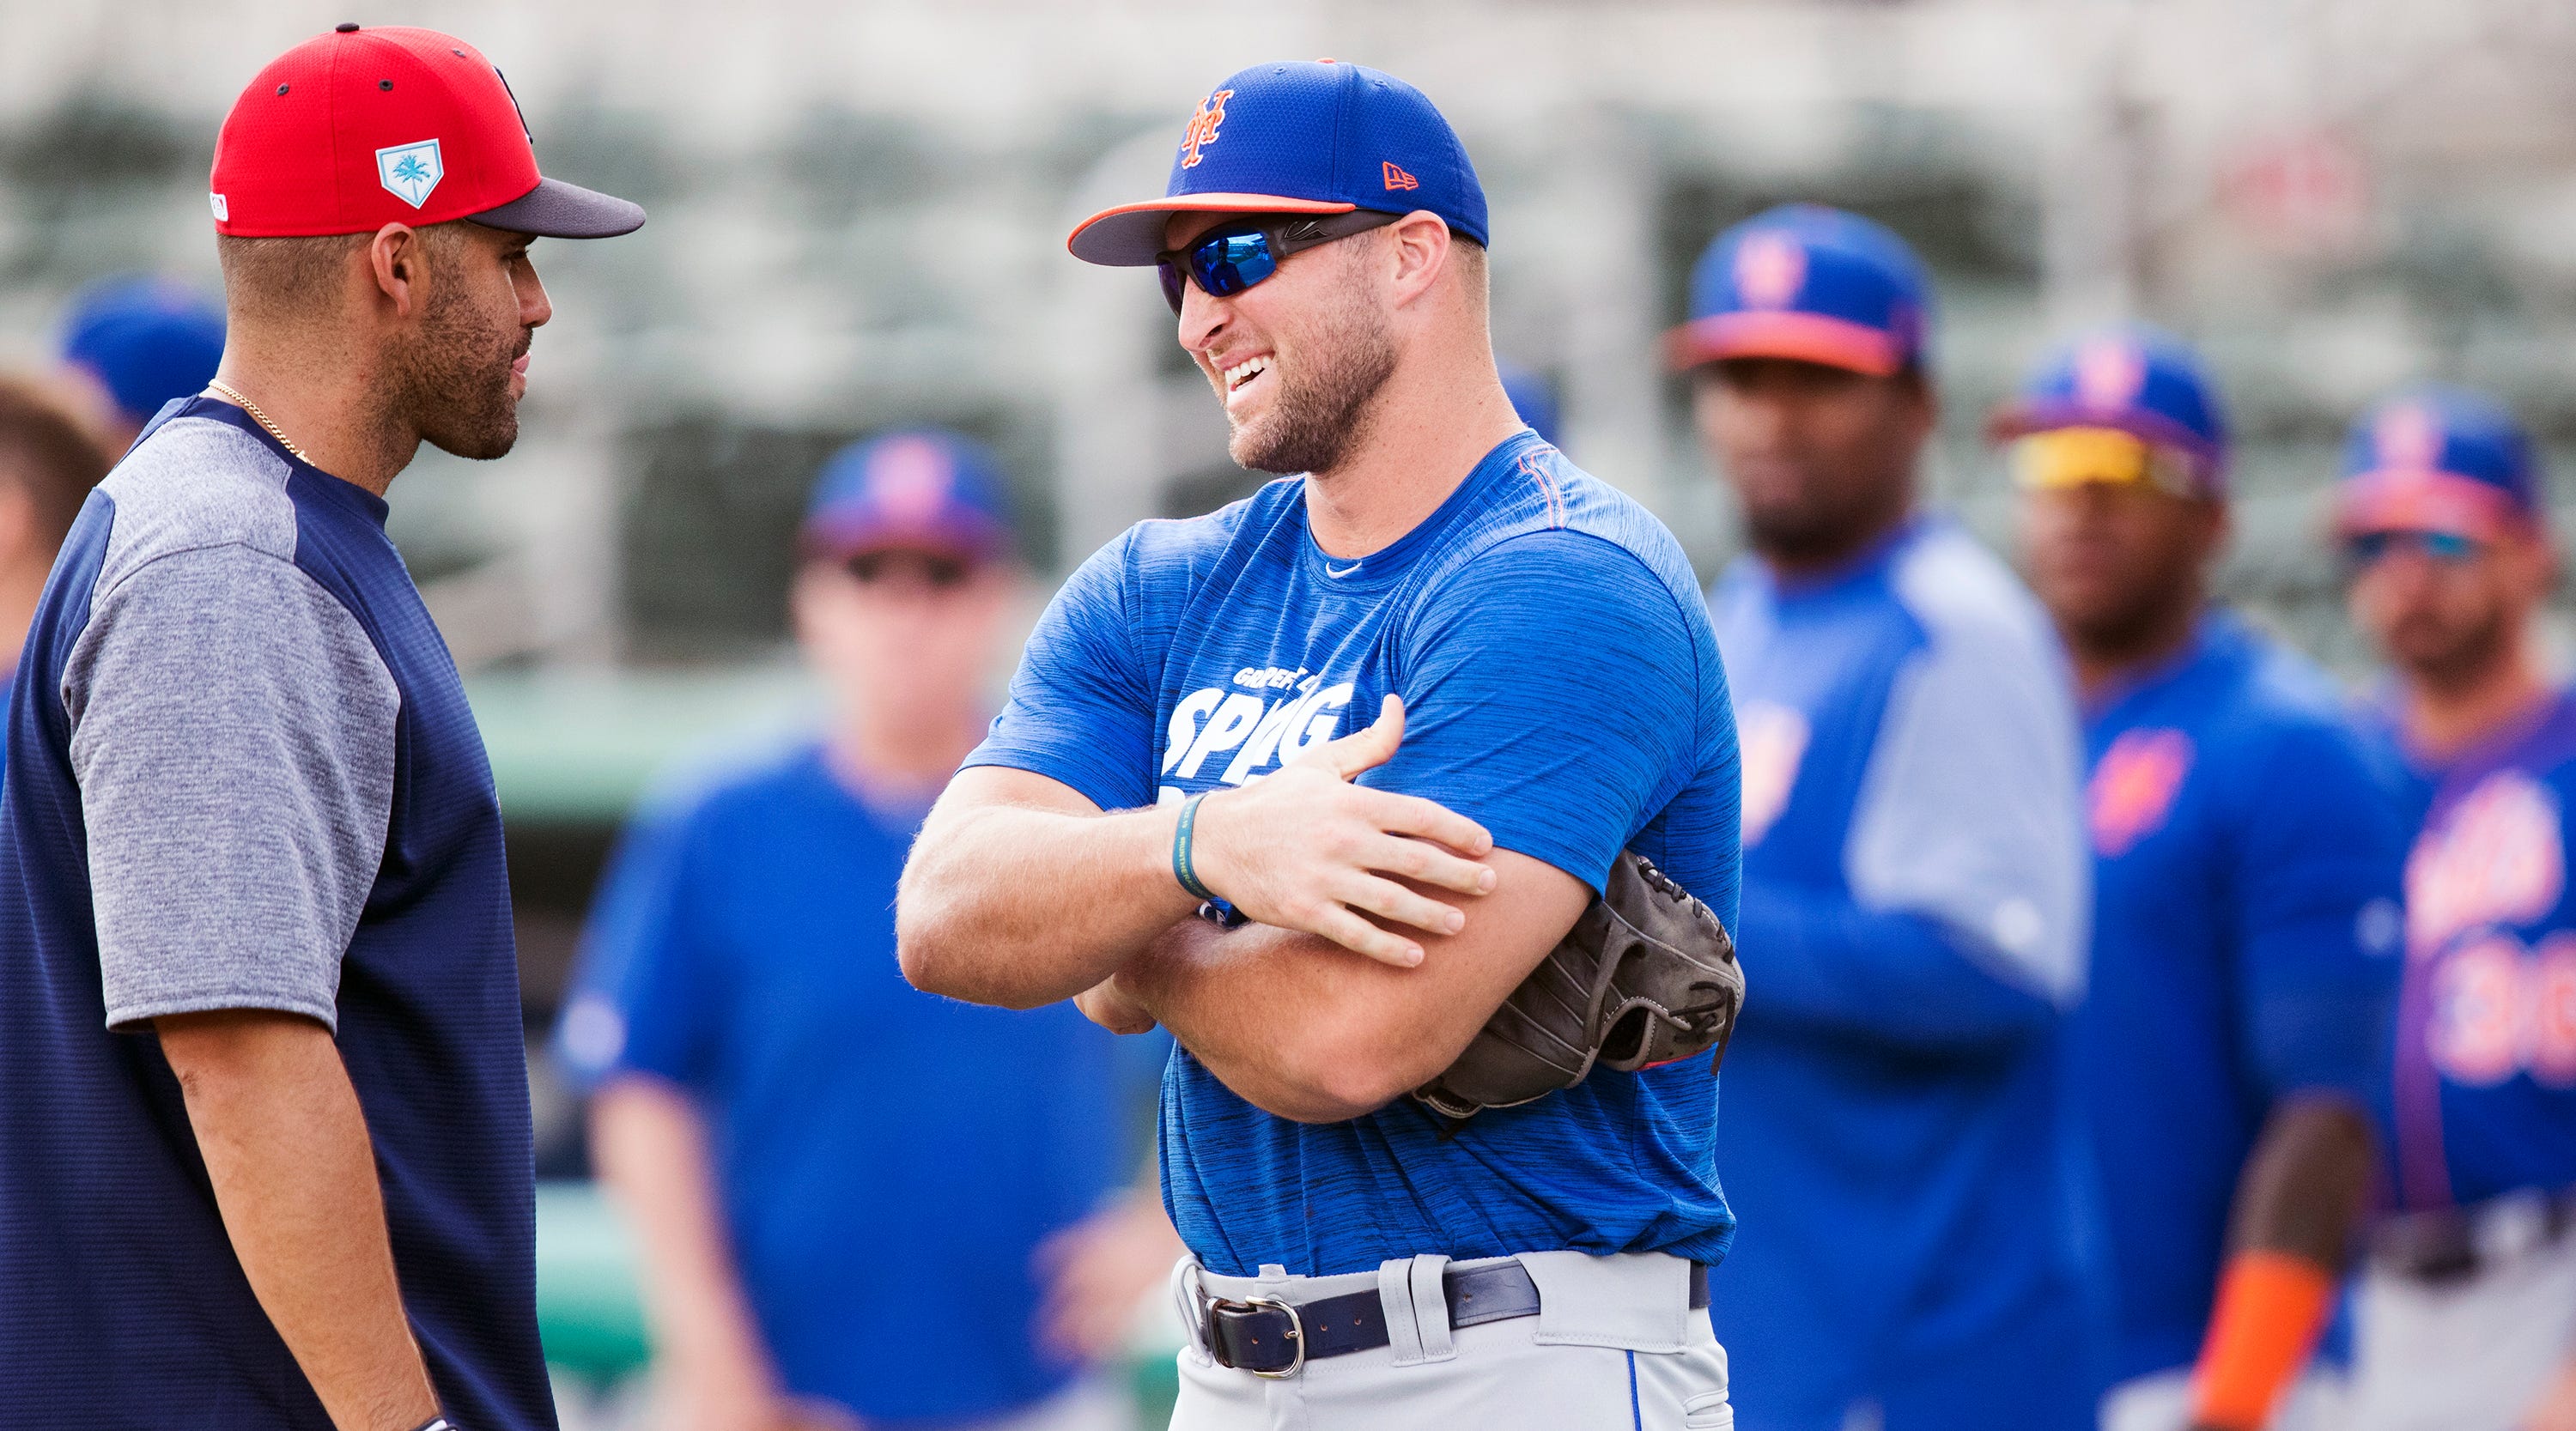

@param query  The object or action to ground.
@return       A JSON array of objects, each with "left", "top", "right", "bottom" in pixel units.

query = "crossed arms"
[{"left": 896, "top": 697, "right": 1593, "bottom": 1123}]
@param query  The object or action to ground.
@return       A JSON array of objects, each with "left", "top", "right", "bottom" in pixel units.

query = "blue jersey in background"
[
  {"left": 554, "top": 741, "right": 1133, "bottom": 1428},
  {"left": 1704, "top": 517, "right": 2095, "bottom": 1431},
  {"left": 966, "top": 431, "right": 1743, "bottom": 1278},
  {"left": 2357, "top": 691, "right": 2576, "bottom": 1213},
  {"left": 2072, "top": 612, "right": 2404, "bottom": 1387}
]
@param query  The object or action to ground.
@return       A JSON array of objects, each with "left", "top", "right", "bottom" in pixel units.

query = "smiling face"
[
  {"left": 387, "top": 221, "right": 552, "bottom": 461},
  {"left": 1164, "top": 211, "right": 1401, "bottom": 476}
]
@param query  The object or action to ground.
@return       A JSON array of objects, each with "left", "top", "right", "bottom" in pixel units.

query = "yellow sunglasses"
[{"left": 2012, "top": 427, "right": 2200, "bottom": 498}]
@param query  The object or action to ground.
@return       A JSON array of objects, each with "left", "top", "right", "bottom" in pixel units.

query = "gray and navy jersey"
[{"left": 0, "top": 399, "right": 552, "bottom": 1431}]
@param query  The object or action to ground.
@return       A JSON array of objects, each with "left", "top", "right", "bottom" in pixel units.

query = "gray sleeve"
[
  {"left": 65, "top": 543, "right": 400, "bottom": 1033},
  {"left": 1844, "top": 536, "right": 2092, "bottom": 1008}
]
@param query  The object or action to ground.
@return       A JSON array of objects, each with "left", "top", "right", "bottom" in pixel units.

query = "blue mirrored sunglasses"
[
  {"left": 2345, "top": 529, "right": 2483, "bottom": 566},
  {"left": 1155, "top": 210, "right": 1403, "bottom": 314}
]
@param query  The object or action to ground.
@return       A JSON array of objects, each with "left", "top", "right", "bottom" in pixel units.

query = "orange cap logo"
[
  {"left": 1180, "top": 89, "right": 1235, "bottom": 169},
  {"left": 2376, "top": 401, "right": 2445, "bottom": 470},
  {"left": 1735, "top": 233, "right": 1806, "bottom": 310},
  {"left": 2074, "top": 337, "right": 2146, "bottom": 410},
  {"left": 1382, "top": 161, "right": 1419, "bottom": 191}
]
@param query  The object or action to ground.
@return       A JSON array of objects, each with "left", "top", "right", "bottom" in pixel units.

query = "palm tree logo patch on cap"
[{"left": 375, "top": 139, "right": 445, "bottom": 209}]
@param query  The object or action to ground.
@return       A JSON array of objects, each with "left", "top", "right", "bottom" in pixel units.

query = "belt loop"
[
  {"left": 1376, "top": 1259, "right": 1427, "bottom": 1366},
  {"left": 1408, "top": 1253, "right": 1456, "bottom": 1362},
  {"left": 1171, "top": 1256, "right": 1215, "bottom": 1366}
]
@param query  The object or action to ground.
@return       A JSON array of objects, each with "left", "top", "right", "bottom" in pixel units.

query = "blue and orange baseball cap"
[
  {"left": 1990, "top": 322, "right": 2230, "bottom": 499},
  {"left": 58, "top": 276, "right": 226, "bottom": 427},
  {"left": 802, "top": 429, "right": 1015, "bottom": 567},
  {"left": 2335, "top": 386, "right": 2544, "bottom": 540},
  {"left": 1066, "top": 60, "right": 1487, "bottom": 266},
  {"left": 1667, "top": 204, "right": 1934, "bottom": 377}
]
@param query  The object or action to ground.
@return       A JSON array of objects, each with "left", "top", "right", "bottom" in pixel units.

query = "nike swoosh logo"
[{"left": 1325, "top": 561, "right": 1362, "bottom": 579}]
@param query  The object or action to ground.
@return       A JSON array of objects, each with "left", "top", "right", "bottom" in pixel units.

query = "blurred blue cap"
[
  {"left": 1498, "top": 362, "right": 1559, "bottom": 447},
  {"left": 2336, "top": 385, "right": 2543, "bottom": 539},
  {"left": 1068, "top": 60, "right": 1487, "bottom": 266},
  {"left": 804, "top": 429, "right": 1015, "bottom": 566},
  {"left": 59, "top": 276, "right": 226, "bottom": 426},
  {"left": 1668, "top": 204, "right": 1934, "bottom": 377},
  {"left": 1990, "top": 322, "right": 2230, "bottom": 495}
]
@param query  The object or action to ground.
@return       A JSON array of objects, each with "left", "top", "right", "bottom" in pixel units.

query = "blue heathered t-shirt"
[
  {"left": 2072, "top": 611, "right": 2404, "bottom": 1386},
  {"left": 965, "top": 430, "right": 1742, "bottom": 1277},
  {"left": 555, "top": 743, "right": 1133, "bottom": 1428},
  {"left": 0, "top": 400, "right": 550, "bottom": 1429},
  {"left": 2354, "top": 689, "right": 2576, "bottom": 1211}
]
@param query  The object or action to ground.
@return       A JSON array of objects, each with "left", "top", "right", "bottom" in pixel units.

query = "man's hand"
[
  {"left": 1076, "top": 975, "right": 1157, "bottom": 1035},
  {"left": 1188, "top": 694, "right": 1497, "bottom": 967},
  {"left": 1033, "top": 1192, "right": 1187, "bottom": 1364}
]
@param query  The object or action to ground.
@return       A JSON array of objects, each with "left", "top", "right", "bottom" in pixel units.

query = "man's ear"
[
  {"left": 1384, "top": 211, "right": 1451, "bottom": 310},
  {"left": 363, "top": 223, "right": 427, "bottom": 319}
]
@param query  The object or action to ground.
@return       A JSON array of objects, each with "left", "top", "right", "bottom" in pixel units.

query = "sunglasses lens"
[
  {"left": 2423, "top": 531, "right": 2479, "bottom": 562},
  {"left": 1191, "top": 230, "right": 1278, "bottom": 298},
  {"left": 2346, "top": 532, "right": 2393, "bottom": 566},
  {"left": 1157, "top": 260, "right": 1186, "bottom": 315}
]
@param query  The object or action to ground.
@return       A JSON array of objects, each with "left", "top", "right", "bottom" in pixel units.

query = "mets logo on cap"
[
  {"left": 1180, "top": 88, "right": 1234, "bottom": 168},
  {"left": 2375, "top": 401, "right": 2445, "bottom": 471},
  {"left": 376, "top": 139, "right": 444, "bottom": 209},
  {"left": 2075, "top": 335, "right": 2147, "bottom": 410},
  {"left": 1735, "top": 233, "right": 1807, "bottom": 310}
]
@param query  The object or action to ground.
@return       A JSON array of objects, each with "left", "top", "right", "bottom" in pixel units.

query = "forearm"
[
  {"left": 589, "top": 1077, "right": 775, "bottom": 1394},
  {"left": 1122, "top": 919, "right": 1418, "bottom": 1123},
  {"left": 159, "top": 1010, "right": 438, "bottom": 1431},
  {"left": 899, "top": 788, "right": 1198, "bottom": 1008},
  {"left": 1738, "top": 882, "right": 2057, "bottom": 1054}
]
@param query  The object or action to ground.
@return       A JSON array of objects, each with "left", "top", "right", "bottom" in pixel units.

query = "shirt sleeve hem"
[
  {"left": 957, "top": 750, "right": 1134, "bottom": 814},
  {"left": 105, "top": 988, "right": 338, "bottom": 1036}
]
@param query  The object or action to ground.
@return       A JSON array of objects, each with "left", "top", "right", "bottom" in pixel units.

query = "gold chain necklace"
[{"left": 204, "top": 379, "right": 311, "bottom": 464}]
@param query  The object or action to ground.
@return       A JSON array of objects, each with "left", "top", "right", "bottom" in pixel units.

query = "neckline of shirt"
[
  {"left": 1294, "top": 428, "right": 1545, "bottom": 591},
  {"left": 2084, "top": 608, "right": 2245, "bottom": 726},
  {"left": 176, "top": 397, "right": 392, "bottom": 528},
  {"left": 1751, "top": 511, "right": 1930, "bottom": 603}
]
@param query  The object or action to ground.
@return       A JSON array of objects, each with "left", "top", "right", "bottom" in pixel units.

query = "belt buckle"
[{"left": 1207, "top": 1295, "right": 1306, "bottom": 1379}]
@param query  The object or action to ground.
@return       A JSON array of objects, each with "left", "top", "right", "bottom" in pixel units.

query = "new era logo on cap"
[
  {"left": 1382, "top": 161, "right": 1419, "bottom": 191},
  {"left": 375, "top": 139, "right": 443, "bottom": 208}
]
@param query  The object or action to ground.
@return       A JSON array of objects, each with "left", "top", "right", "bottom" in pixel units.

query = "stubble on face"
[
  {"left": 1225, "top": 252, "right": 1400, "bottom": 476},
  {"left": 388, "top": 234, "right": 527, "bottom": 462}
]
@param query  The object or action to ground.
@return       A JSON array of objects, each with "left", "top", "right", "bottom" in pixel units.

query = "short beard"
[
  {"left": 1228, "top": 288, "right": 1397, "bottom": 476},
  {"left": 2399, "top": 603, "right": 2513, "bottom": 697},
  {"left": 388, "top": 271, "right": 525, "bottom": 462}
]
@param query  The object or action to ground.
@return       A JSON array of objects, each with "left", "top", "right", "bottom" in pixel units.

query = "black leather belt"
[{"left": 1200, "top": 1261, "right": 1710, "bottom": 1378}]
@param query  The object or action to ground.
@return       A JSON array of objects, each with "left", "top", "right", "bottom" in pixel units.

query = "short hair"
[
  {"left": 215, "top": 233, "right": 368, "bottom": 323},
  {"left": 214, "top": 223, "right": 473, "bottom": 323},
  {"left": 0, "top": 375, "right": 114, "bottom": 548}
]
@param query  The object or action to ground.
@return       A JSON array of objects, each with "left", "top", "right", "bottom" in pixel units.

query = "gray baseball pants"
[{"left": 1166, "top": 1251, "right": 1733, "bottom": 1430}]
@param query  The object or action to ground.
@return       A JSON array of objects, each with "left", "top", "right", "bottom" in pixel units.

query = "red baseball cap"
[{"left": 210, "top": 24, "right": 642, "bottom": 240}]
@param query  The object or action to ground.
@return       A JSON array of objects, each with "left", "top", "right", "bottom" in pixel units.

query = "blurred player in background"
[
  {"left": 902, "top": 60, "right": 1741, "bottom": 1429},
  {"left": 1680, "top": 203, "right": 2095, "bottom": 1430},
  {"left": 0, "top": 377, "right": 113, "bottom": 695},
  {"left": 2334, "top": 388, "right": 2576, "bottom": 1431},
  {"left": 2001, "top": 324, "right": 2406, "bottom": 1431},
  {"left": 556, "top": 429, "right": 1176, "bottom": 1431},
  {"left": 56, "top": 276, "right": 226, "bottom": 448},
  {"left": 0, "top": 23, "right": 643, "bottom": 1431}
]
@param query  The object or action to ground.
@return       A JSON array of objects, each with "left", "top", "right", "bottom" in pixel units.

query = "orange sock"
[{"left": 2189, "top": 1249, "right": 2336, "bottom": 1431}]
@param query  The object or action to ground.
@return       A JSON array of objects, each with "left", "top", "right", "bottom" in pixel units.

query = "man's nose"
[{"left": 1177, "top": 279, "right": 1228, "bottom": 357}]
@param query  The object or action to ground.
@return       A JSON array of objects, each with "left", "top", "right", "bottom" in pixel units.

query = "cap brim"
[
  {"left": 471, "top": 177, "right": 645, "bottom": 240},
  {"left": 1989, "top": 400, "right": 2221, "bottom": 465},
  {"left": 1664, "top": 312, "right": 1904, "bottom": 377},
  {"left": 2336, "top": 470, "right": 2526, "bottom": 542},
  {"left": 1067, "top": 194, "right": 1357, "bottom": 266}
]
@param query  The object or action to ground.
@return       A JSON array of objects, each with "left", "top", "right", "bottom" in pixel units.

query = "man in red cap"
[{"left": 0, "top": 25, "right": 637, "bottom": 1431}]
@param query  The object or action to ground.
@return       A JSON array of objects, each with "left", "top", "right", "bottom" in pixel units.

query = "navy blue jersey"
[
  {"left": 966, "top": 430, "right": 1742, "bottom": 1277},
  {"left": 2359, "top": 690, "right": 2576, "bottom": 1210},
  {"left": 554, "top": 743, "right": 1133, "bottom": 1426},
  {"left": 2074, "top": 612, "right": 2404, "bottom": 1385},
  {"left": 1704, "top": 518, "right": 2096, "bottom": 1431},
  {"left": 0, "top": 400, "right": 550, "bottom": 1428}
]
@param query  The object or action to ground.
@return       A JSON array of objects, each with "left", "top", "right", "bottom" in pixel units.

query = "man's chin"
[{"left": 425, "top": 414, "right": 519, "bottom": 462}]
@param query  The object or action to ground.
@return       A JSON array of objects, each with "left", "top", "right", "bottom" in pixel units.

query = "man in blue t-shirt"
[
  {"left": 899, "top": 63, "right": 1741, "bottom": 1430},
  {"left": 1677, "top": 204, "right": 2096, "bottom": 1430},
  {"left": 2004, "top": 325, "right": 2405, "bottom": 1431},
  {"left": 0, "top": 25, "right": 641, "bottom": 1431},
  {"left": 555, "top": 431, "right": 1176, "bottom": 1431},
  {"left": 2332, "top": 388, "right": 2576, "bottom": 1431}
]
